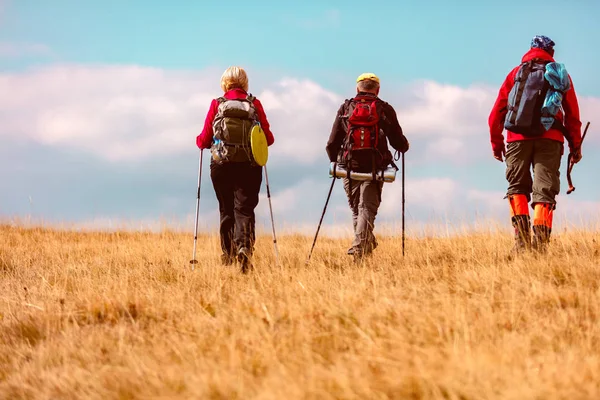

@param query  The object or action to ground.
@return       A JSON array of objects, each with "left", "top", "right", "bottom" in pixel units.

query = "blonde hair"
[{"left": 220, "top": 66, "right": 249, "bottom": 92}]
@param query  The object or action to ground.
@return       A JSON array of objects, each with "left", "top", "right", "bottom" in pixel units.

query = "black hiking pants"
[{"left": 210, "top": 161, "right": 262, "bottom": 257}]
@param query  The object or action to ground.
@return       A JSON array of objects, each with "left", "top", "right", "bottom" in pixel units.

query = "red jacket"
[
  {"left": 196, "top": 88, "right": 275, "bottom": 149},
  {"left": 488, "top": 48, "right": 582, "bottom": 154}
]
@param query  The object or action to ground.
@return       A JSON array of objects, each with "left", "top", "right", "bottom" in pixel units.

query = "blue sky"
[
  {"left": 4, "top": 0, "right": 600, "bottom": 93},
  {"left": 1, "top": 0, "right": 599, "bottom": 236}
]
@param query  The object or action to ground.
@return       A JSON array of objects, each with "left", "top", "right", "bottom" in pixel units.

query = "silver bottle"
[{"left": 329, "top": 162, "right": 397, "bottom": 183}]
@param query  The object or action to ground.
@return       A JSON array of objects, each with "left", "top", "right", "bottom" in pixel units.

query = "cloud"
[
  {"left": 393, "top": 81, "right": 600, "bottom": 164},
  {"left": 0, "top": 65, "right": 217, "bottom": 162},
  {"left": 0, "top": 42, "right": 53, "bottom": 58},
  {"left": 2, "top": 63, "right": 599, "bottom": 233},
  {"left": 425, "top": 137, "right": 466, "bottom": 160},
  {"left": 379, "top": 177, "right": 459, "bottom": 218},
  {"left": 396, "top": 81, "right": 497, "bottom": 138},
  {"left": 386, "top": 81, "right": 495, "bottom": 165},
  {"left": 467, "top": 189, "right": 506, "bottom": 215},
  {"left": 258, "top": 178, "right": 306, "bottom": 216},
  {"left": 256, "top": 176, "right": 345, "bottom": 222},
  {"left": 554, "top": 196, "right": 600, "bottom": 227},
  {"left": 2, "top": 64, "right": 597, "bottom": 166},
  {"left": 0, "top": 65, "right": 341, "bottom": 164},
  {"left": 259, "top": 78, "right": 342, "bottom": 164}
]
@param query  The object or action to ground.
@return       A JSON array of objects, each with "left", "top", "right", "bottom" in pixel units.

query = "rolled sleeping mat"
[{"left": 329, "top": 162, "right": 397, "bottom": 183}]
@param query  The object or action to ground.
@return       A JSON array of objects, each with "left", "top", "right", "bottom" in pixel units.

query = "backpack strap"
[
  {"left": 245, "top": 93, "right": 259, "bottom": 124},
  {"left": 340, "top": 98, "right": 354, "bottom": 119},
  {"left": 377, "top": 100, "right": 389, "bottom": 123}
]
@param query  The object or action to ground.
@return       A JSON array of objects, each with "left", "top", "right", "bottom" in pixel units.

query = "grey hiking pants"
[
  {"left": 505, "top": 139, "right": 562, "bottom": 206},
  {"left": 343, "top": 178, "right": 383, "bottom": 254}
]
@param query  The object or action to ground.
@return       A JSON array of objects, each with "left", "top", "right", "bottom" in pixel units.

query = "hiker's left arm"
[
  {"left": 383, "top": 104, "right": 409, "bottom": 153},
  {"left": 562, "top": 76, "right": 583, "bottom": 152},
  {"left": 253, "top": 98, "right": 275, "bottom": 146},
  {"left": 197, "top": 99, "right": 218, "bottom": 149}
]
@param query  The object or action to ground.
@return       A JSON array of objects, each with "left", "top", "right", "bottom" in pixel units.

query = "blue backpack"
[{"left": 504, "top": 59, "right": 552, "bottom": 136}]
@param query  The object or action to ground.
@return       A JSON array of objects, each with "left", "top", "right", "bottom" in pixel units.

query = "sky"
[{"left": 1, "top": 0, "right": 600, "bottom": 238}]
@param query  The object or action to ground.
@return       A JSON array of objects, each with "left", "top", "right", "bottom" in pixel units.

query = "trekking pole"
[
  {"left": 264, "top": 165, "right": 280, "bottom": 266},
  {"left": 402, "top": 152, "right": 406, "bottom": 257},
  {"left": 567, "top": 121, "right": 590, "bottom": 195},
  {"left": 306, "top": 174, "right": 337, "bottom": 264},
  {"left": 190, "top": 149, "right": 203, "bottom": 270}
]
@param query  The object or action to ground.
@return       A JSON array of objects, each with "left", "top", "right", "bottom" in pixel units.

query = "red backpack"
[{"left": 341, "top": 96, "right": 382, "bottom": 173}]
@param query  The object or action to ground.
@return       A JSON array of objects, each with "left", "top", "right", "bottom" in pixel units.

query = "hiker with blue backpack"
[
  {"left": 488, "top": 35, "right": 583, "bottom": 253},
  {"left": 325, "top": 73, "right": 410, "bottom": 262}
]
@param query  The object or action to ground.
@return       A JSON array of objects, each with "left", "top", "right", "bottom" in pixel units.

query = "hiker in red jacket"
[
  {"left": 488, "top": 35, "right": 583, "bottom": 253},
  {"left": 196, "top": 66, "right": 274, "bottom": 272}
]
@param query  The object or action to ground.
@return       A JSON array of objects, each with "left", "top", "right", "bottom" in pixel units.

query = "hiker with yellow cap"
[{"left": 326, "top": 73, "right": 410, "bottom": 261}]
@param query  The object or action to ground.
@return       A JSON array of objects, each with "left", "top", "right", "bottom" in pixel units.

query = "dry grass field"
[{"left": 1, "top": 224, "right": 599, "bottom": 399}]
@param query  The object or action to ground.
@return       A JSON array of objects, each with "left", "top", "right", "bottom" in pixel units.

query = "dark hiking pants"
[
  {"left": 505, "top": 139, "right": 562, "bottom": 206},
  {"left": 210, "top": 161, "right": 262, "bottom": 257},
  {"left": 343, "top": 178, "right": 383, "bottom": 255}
]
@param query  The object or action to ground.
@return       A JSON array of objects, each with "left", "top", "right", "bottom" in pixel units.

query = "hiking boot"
[
  {"left": 511, "top": 215, "right": 531, "bottom": 254},
  {"left": 221, "top": 253, "right": 235, "bottom": 266},
  {"left": 352, "top": 248, "right": 374, "bottom": 264},
  {"left": 348, "top": 238, "right": 377, "bottom": 257},
  {"left": 237, "top": 247, "right": 253, "bottom": 274},
  {"left": 532, "top": 225, "right": 551, "bottom": 253}
]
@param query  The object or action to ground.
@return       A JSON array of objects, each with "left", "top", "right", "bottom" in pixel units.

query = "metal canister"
[{"left": 329, "top": 162, "right": 397, "bottom": 183}]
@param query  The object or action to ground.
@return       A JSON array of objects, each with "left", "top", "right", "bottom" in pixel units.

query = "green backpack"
[{"left": 211, "top": 94, "right": 258, "bottom": 163}]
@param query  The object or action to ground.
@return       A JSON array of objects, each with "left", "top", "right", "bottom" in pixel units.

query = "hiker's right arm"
[
  {"left": 196, "top": 99, "right": 218, "bottom": 149},
  {"left": 326, "top": 104, "right": 346, "bottom": 162}
]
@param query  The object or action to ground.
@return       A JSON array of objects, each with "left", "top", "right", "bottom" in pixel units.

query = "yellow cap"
[{"left": 356, "top": 72, "right": 380, "bottom": 84}]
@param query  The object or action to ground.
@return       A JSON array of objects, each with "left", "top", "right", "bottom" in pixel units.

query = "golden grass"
[{"left": 1, "top": 224, "right": 599, "bottom": 399}]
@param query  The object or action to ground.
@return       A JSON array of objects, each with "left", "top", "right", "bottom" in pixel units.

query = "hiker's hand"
[
  {"left": 403, "top": 140, "right": 410, "bottom": 153},
  {"left": 493, "top": 148, "right": 505, "bottom": 162},
  {"left": 570, "top": 149, "right": 582, "bottom": 164}
]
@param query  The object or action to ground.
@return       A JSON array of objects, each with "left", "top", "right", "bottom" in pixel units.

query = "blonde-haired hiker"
[{"left": 196, "top": 66, "right": 275, "bottom": 272}]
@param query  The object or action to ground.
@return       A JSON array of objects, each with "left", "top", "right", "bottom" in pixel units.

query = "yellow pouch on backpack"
[{"left": 250, "top": 124, "right": 269, "bottom": 166}]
